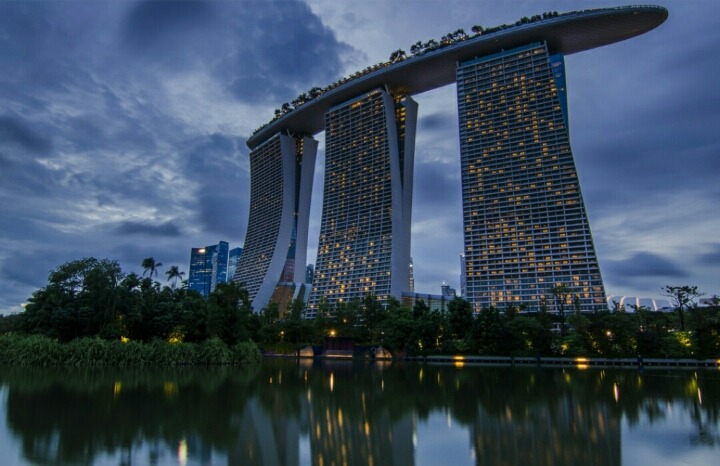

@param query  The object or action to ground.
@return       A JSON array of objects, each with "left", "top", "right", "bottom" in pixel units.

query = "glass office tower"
[
  {"left": 234, "top": 133, "right": 317, "bottom": 311},
  {"left": 188, "top": 240, "right": 228, "bottom": 297},
  {"left": 308, "top": 89, "right": 417, "bottom": 315},
  {"left": 457, "top": 42, "right": 605, "bottom": 312}
]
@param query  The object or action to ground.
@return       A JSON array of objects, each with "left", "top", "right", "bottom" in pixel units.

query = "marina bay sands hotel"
[{"left": 234, "top": 6, "right": 668, "bottom": 314}]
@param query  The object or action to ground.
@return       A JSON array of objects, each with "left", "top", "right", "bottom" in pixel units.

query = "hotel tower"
[
  {"left": 307, "top": 89, "right": 417, "bottom": 314},
  {"left": 233, "top": 133, "right": 318, "bottom": 310},
  {"left": 457, "top": 42, "right": 605, "bottom": 311}
]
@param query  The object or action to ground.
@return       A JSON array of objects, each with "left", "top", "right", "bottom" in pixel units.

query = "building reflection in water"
[
  {"left": 471, "top": 397, "right": 620, "bottom": 466},
  {"left": 0, "top": 363, "right": 718, "bottom": 466},
  {"left": 230, "top": 398, "right": 300, "bottom": 466}
]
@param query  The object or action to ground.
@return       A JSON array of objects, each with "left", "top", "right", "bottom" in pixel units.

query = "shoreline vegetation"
[
  {"left": 0, "top": 334, "right": 261, "bottom": 367},
  {"left": 1, "top": 257, "right": 719, "bottom": 366}
]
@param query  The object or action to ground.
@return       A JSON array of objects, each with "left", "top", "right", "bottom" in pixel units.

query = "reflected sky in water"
[{"left": 0, "top": 362, "right": 718, "bottom": 466}]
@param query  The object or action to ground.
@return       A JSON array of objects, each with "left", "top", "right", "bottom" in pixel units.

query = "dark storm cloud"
[
  {"left": 604, "top": 252, "right": 688, "bottom": 281},
  {"left": 114, "top": 220, "right": 182, "bottom": 237},
  {"left": 217, "top": 1, "right": 353, "bottom": 103},
  {"left": 120, "top": 0, "right": 353, "bottom": 105},
  {"left": 0, "top": 248, "right": 77, "bottom": 288},
  {"left": 696, "top": 243, "right": 720, "bottom": 266},
  {"left": 180, "top": 132, "right": 249, "bottom": 237},
  {"left": 0, "top": 115, "right": 53, "bottom": 154},
  {"left": 413, "top": 158, "right": 459, "bottom": 208},
  {"left": 122, "top": 0, "right": 216, "bottom": 55},
  {"left": 0, "top": 0, "right": 355, "bottom": 312},
  {"left": 419, "top": 112, "right": 456, "bottom": 134},
  {"left": 571, "top": 4, "right": 720, "bottom": 215},
  {"left": 197, "top": 192, "right": 248, "bottom": 238}
]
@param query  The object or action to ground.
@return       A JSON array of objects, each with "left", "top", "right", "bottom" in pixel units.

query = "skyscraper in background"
[
  {"left": 456, "top": 42, "right": 605, "bottom": 312},
  {"left": 189, "top": 241, "right": 229, "bottom": 297},
  {"left": 307, "top": 89, "right": 417, "bottom": 314},
  {"left": 227, "top": 247, "right": 243, "bottom": 283}
]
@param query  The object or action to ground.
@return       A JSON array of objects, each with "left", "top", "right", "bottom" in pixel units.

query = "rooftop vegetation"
[{"left": 250, "top": 10, "right": 571, "bottom": 136}]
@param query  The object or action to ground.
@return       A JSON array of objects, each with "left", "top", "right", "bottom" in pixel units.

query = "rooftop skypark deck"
[{"left": 246, "top": 5, "right": 668, "bottom": 150}]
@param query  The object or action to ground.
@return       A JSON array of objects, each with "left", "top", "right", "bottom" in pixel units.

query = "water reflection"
[{"left": 0, "top": 362, "right": 718, "bottom": 465}]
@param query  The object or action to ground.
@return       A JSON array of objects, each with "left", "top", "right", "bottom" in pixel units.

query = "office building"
[
  {"left": 441, "top": 281, "right": 456, "bottom": 299},
  {"left": 457, "top": 42, "right": 606, "bottom": 312},
  {"left": 227, "top": 247, "right": 243, "bottom": 283},
  {"left": 189, "top": 241, "right": 228, "bottom": 297}
]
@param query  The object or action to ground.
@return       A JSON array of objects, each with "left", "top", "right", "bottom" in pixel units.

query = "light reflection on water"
[{"left": 0, "top": 361, "right": 717, "bottom": 466}]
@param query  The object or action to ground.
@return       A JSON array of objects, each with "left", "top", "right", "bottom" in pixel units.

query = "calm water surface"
[{"left": 0, "top": 360, "right": 718, "bottom": 466}]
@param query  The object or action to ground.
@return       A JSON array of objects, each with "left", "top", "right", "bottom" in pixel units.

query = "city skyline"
[{"left": 1, "top": 1, "right": 719, "bottom": 314}]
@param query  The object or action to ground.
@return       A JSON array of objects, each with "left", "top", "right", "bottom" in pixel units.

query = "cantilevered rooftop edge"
[{"left": 246, "top": 5, "right": 667, "bottom": 150}]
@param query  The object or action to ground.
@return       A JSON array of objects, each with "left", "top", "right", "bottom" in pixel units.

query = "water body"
[{"left": 0, "top": 360, "right": 717, "bottom": 466}]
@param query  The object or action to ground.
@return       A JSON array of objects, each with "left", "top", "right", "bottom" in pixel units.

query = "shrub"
[
  {"left": 232, "top": 340, "right": 261, "bottom": 366},
  {"left": 196, "top": 337, "right": 232, "bottom": 365},
  {"left": 0, "top": 335, "right": 258, "bottom": 367}
]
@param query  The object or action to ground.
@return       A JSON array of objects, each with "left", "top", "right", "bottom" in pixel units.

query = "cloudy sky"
[{"left": 1, "top": 0, "right": 718, "bottom": 314}]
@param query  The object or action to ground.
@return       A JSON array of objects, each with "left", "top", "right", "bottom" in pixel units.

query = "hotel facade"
[
  {"left": 457, "top": 43, "right": 605, "bottom": 312},
  {"left": 235, "top": 6, "right": 667, "bottom": 313}
]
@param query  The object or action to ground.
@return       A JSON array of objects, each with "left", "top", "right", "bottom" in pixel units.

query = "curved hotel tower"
[
  {"left": 309, "top": 91, "right": 417, "bottom": 310},
  {"left": 235, "top": 6, "right": 668, "bottom": 313}
]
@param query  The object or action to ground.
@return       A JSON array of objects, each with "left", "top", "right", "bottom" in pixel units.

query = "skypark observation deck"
[{"left": 246, "top": 5, "right": 668, "bottom": 150}]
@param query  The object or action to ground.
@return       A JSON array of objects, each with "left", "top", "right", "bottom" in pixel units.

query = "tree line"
[{"left": 1, "top": 257, "right": 718, "bottom": 360}]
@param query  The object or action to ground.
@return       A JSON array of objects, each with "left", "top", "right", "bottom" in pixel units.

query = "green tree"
[
  {"left": 284, "top": 297, "right": 312, "bottom": 344},
  {"left": 413, "top": 308, "right": 447, "bottom": 353},
  {"left": 662, "top": 285, "right": 703, "bottom": 331},
  {"left": 22, "top": 258, "right": 124, "bottom": 341},
  {"left": 334, "top": 299, "right": 360, "bottom": 338},
  {"left": 447, "top": 297, "right": 473, "bottom": 340},
  {"left": 548, "top": 283, "right": 572, "bottom": 336},
  {"left": 378, "top": 301, "right": 414, "bottom": 353},
  {"left": 165, "top": 265, "right": 185, "bottom": 289},
  {"left": 470, "top": 306, "right": 507, "bottom": 355},
  {"left": 258, "top": 302, "right": 281, "bottom": 343},
  {"left": 505, "top": 316, "right": 545, "bottom": 356},
  {"left": 207, "top": 282, "right": 252, "bottom": 345},
  {"left": 312, "top": 297, "right": 332, "bottom": 343},
  {"left": 389, "top": 49, "right": 406, "bottom": 62},
  {"left": 141, "top": 257, "right": 163, "bottom": 279},
  {"left": 360, "top": 294, "right": 386, "bottom": 342}
]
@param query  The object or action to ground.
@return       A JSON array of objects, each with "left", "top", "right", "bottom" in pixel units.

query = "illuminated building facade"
[
  {"left": 188, "top": 240, "right": 228, "bottom": 297},
  {"left": 307, "top": 89, "right": 417, "bottom": 314},
  {"left": 457, "top": 42, "right": 605, "bottom": 311},
  {"left": 238, "top": 7, "right": 667, "bottom": 313},
  {"left": 233, "top": 133, "right": 317, "bottom": 311}
]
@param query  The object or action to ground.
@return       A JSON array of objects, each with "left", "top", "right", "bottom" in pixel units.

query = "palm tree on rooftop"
[
  {"left": 141, "top": 257, "right": 162, "bottom": 279},
  {"left": 165, "top": 265, "right": 185, "bottom": 289}
]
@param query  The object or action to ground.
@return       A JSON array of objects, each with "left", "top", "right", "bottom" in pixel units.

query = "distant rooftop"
[{"left": 247, "top": 5, "right": 667, "bottom": 149}]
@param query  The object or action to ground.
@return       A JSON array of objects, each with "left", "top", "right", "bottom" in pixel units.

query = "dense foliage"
[
  {"left": 1, "top": 258, "right": 718, "bottom": 362},
  {"left": 0, "top": 334, "right": 260, "bottom": 367}
]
